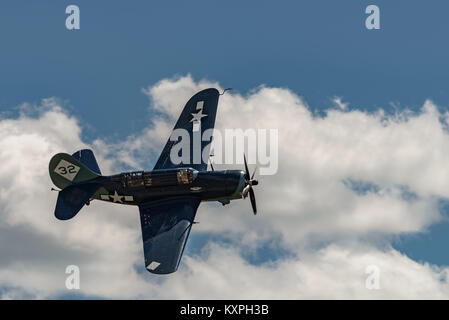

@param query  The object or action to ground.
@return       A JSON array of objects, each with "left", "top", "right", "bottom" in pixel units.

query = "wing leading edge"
[{"left": 138, "top": 197, "right": 201, "bottom": 274}]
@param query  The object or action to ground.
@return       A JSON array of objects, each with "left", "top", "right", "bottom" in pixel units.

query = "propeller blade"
[
  {"left": 243, "top": 153, "right": 250, "bottom": 180},
  {"left": 242, "top": 185, "right": 251, "bottom": 198},
  {"left": 251, "top": 166, "right": 257, "bottom": 180},
  {"left": 242, "top": 153, "right": 258, "bottom": 215},
  {"left": 249, "top": 186, "right": 257, "bottom": 215}
]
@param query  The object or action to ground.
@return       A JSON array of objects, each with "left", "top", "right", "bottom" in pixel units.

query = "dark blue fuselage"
[{"left": 91, "top": 169, "right": 246, "bottom": 205}]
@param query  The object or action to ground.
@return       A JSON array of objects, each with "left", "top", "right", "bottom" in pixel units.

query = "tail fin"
[
  {"left": 49, "top": 150, "right": 102, "bottom": 220},
  {"left": 49, "top": 151, "right": 101, "bottom": 190},
  {"left": 71, "top": 149, "right": 101, "bottom": 175}
]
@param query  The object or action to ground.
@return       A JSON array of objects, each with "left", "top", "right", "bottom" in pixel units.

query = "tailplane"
[
  {"left": 49, "top": 149, "right": 102, "bottom": 220},
  {"left": 49, "top": 150, "right": 101, "bottom": 190},
  {"left": 55, "top": 182, "right": 101, "bottom": 220}
]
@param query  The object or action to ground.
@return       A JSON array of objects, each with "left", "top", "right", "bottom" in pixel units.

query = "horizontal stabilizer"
[{"left": 55, "top": 183, "right": 101, "bottom": 220}]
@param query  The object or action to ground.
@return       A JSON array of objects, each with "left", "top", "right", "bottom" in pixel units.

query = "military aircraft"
[{"left": 49, "top": 88, "right": 259, "bottom": 274}]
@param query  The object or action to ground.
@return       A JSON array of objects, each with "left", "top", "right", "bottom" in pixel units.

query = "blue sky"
[
  {"left": 2, "top": 1, "right": 449, "bottom": 298},
  {"left": 2, "top": 0, "right": 449, "bottom": 139}
]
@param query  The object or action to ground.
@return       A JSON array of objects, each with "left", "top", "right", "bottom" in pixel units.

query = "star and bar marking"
[{"left": 100, "top": 191, "right": 134, "bottom": 203}]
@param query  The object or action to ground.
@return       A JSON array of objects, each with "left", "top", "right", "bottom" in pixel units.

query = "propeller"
[{"left": 242, "top": 154, "right": 259, "bottom": 215}]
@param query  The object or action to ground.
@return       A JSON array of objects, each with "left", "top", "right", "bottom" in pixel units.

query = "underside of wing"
[{"left": 138, "top": 197, "right": 201, "bottom": 274}]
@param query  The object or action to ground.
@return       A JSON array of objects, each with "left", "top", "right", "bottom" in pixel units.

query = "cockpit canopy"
[
  {"left": 120, "top": 168, "right": 198, "bottom": 187},
  {"left": 177, "top": 168, "right": 198, "bottom": 184}
]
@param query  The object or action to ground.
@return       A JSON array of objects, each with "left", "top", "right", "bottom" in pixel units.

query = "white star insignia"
[
  {"left": 190, "top": 109, "right": 207, "bottom": 122},
  {"left": 110, "top": 190, "right": 123, "bottom": 203}
]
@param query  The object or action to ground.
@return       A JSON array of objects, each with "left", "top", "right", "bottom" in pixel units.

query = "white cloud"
[
  {"left": 163, "top": 243, "right": 449, "bottom": 299},
  {"left": 142, "top": 76, "right": 448, "bottom": 248},
  {"left": 332, "top": 96, "right": 349, "bottom": 111},
  {"left": 1, "top": 75, "right": 449, "bottom": 299}
]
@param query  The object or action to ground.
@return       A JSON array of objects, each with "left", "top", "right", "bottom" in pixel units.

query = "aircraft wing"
[
  {"left": 153, "top": 88, "right": 219, "bottom": 171},
  {"left": 138, "top": 197, "right": 201, "bottom": 274}
]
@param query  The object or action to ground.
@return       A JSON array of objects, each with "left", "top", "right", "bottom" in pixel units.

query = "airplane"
[{"left": 48, "top": 88, "right": 259, "bottom": 274}]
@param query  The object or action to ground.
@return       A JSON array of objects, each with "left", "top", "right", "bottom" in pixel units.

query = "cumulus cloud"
[
  {"left": 1, "top": 75, "right": 449, "bottom": 299},
  {"left": 141, "top": 76, "right": 447, "bottom": 248},
  {"left": 164, "top": 243, "right": 449, "bottom": 299}
]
